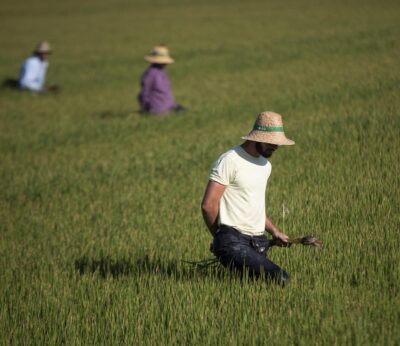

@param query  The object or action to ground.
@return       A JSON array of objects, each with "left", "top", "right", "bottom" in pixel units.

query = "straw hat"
[
  {"left": 145, "top": 45, "right": 174, "bottom": 64},
  {"left": 242, "top": 111, "right": 295, "bottom": 145},
  {"left": 34, "top": 41, "right": 52, "bottom": 54}
]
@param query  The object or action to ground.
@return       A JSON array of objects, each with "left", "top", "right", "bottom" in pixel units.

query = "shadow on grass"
[
  {"left": 94, "top": 109, "right": 182, "bottom": 120},
  {"left": 95, "top": 110, "right": 138, "bottom": 119},
  {"left": 74, "top": 254, "right": 222, "bottom": 280},
  {"left": 2, "top": 78, "right": 19, "bottom": 89}
]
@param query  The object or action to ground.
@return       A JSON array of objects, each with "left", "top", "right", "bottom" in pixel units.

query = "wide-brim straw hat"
[
  {"left": 34, "top": 41, "right": 52, "bottom": 54},
  {"left": 145, "top": 45, "right": 174, "bottom": 64},
  {"left": 242, "top": 111, "right": 295, "bottom": 145}
]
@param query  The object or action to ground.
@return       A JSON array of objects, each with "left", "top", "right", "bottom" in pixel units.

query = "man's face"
[
  {"left": 256, "top": 142, "right": 279, "bottom": 158},
  {"left": 39, "top": 52, "right": 50, "bottom": 61}
]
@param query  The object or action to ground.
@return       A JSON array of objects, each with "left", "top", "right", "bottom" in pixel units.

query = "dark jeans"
[{"left": 213, "top": 225, "right": 289, "bottom": 285}]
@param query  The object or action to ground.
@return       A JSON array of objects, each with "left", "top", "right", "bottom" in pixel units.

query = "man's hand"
[
  {"left": 271, "top": 230, "right": 290, "bottom": 247},
  {"left": 265, "top": 216, "right": 289, "bottom": 246},
  {"left": 273, "top": 230, "right": 289, "bottom": 242}
]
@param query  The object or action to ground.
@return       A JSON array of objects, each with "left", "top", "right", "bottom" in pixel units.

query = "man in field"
[
  {"left": 18, "top": 41, "right": 60, "bottom": 93},
  {"left": 138, "top": 45, "right": 184, "bottom": 114},
  {"left": 201, "top": 111, "right": 294, "bottom": 285}
]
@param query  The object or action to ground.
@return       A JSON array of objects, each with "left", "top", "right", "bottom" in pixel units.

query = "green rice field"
[{"left": 1, "top": 0, "right": 399, "bottom": 344}]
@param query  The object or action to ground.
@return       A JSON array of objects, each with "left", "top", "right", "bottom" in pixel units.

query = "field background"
[{"left": 1, "top": 0, "right": 399, "bottom": 344}]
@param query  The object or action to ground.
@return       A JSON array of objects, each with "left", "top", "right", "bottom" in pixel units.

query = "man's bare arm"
[
  {"left": 265, "top": 216, "right": 289, "bottom": 243},
  {"left": 201, "top": 180, "right": 226, "bottom": 236}
]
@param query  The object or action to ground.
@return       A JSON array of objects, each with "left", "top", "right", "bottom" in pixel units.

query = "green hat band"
[
  {"left": 151, "top": 52, "right": 170, "bottom": 57},
  {"left": 254, "top": 125, "right": 284, "bottom": 132}
]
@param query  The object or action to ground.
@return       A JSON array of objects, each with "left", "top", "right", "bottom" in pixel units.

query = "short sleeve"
[{"left": 209, "top": 154, "right": 235, "bottom": 186}]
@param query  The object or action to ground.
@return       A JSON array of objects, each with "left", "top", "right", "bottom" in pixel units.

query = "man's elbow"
[
  {"left": 201, "top": 200, "right": 217, "bottom": 215},
  {"left": 200, "top": 201, "right": 207, "bottom": 214}
]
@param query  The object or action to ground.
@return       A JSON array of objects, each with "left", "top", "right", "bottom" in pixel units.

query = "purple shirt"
[{"left": 138, "top": 65, "right": 176, "bottom": 113}]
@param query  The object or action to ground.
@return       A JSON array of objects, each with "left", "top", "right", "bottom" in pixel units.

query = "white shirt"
[
  {"left": 209, "top": 145, "right": 272, "bottom": 236},
  {"left": 19, "top": 56, "right": 49, "bottom": 92}
]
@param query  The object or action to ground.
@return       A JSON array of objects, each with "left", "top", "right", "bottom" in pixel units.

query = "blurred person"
[
  {"left": 18, "top": 41, "right": 60, "bottom": 93},
  {"left": 201, "top": 112, "right": 295, "bottom": 285},
  {"left": 138, "top": 45, "right": 185, "bottom": 114}
]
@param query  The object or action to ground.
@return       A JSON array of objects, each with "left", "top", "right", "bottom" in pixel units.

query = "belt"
[{"left": 218, "top": 225, "right": 264, "bottom": 239}]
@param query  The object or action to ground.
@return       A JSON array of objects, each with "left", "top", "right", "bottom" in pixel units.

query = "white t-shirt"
[
  {"left": 19, "top": 56, "right": 49, "bottom": 92},
  {"left": 209, "top": 145, "right": 272, "bottom": 236}
]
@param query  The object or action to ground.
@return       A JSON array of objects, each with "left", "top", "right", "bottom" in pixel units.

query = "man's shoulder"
[
  {"left": 217, "top": 146, "right": 272, "bottom": 171},
  {"left": 209, "top": 147, "right": 240, "bottom": 184},
  {"left": 24, "top": 56, "right": 47, "bottom": 68},
  {"left": 212, "top": 147, "right": 243, "bottom": 172},
  {"left": 217, "top": 147, "right": 240, "bottom": 162},
  {"left": 24, "top": 56, "right": 40, "bottom": 64},
  {"left": 146, "top": 66, "right": 162, "bottom": 75},
  {"left": 142, "top": 67, "right": 161, "bottom": 81}
]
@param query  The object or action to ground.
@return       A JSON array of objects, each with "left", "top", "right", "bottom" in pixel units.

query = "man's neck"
[
  {"left": 240, "top": 141, "right": 259, "bottom": 158},
  {"left": 35, "top": 54, "right": 45, "bottom": 62},
  {"left": 151, "top": 64, "right": 165, "bottom": 69}
]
